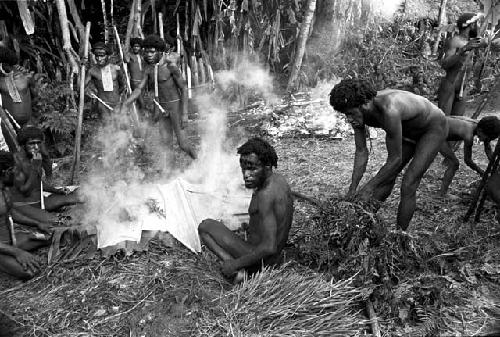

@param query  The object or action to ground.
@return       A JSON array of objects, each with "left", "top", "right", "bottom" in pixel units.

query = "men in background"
[
  {"left": 123, "top": 34, "right": 196, "bottom": 169},
  {"left": 85, "top": 42, "right": 125, "bottom": 116},
  {"left": 438, "top": 13, "right": 485, "bottom": 116},
  {"left": 0, "top": 46, "right": 37, "bottom": 148},
  {"left": 330, "top": 79, "right": 448, "bottom": 230},
  {"left": 439, "top": 116, "right": 500, "bottom": 196},
  {"left": 198, "top": 138, "right": 293, "bottom": 282},
  {"left": 0, "top": 180, "right": 50, "bottom": 280}
]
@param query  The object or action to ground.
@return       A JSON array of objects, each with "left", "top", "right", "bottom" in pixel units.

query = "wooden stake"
[
  {"left": 191, "top": 55, "right": 199, "bottom": 87},
  {"left": 159, "top": 12, "right": 164, "bottom": 39},
  {"left": 366, "top": 300, "right": 381, "bottom": 337},
  {"left": 40, "top": 180, "right": 45, "bottom": 210},
  {"left": 69, "top": 22, "right": 91, "bottom": 184},
  {"left": 8, "top": 215, "right": 16, "bottom": 247}
]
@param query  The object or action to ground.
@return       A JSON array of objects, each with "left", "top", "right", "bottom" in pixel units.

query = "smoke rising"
[{"left": 79, "top": 57, "right": 276, "bottom": 247}]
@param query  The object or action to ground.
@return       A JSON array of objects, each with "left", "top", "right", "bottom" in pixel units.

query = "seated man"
[
  {"left": 0, "top": 181, "right": 50, "bottom": 280},
  {"left": 329, "top": 79, "right": 448, "bottom": 230},
  {"left": 439, "top": 116, "right": 500, "bottom": 195},
  {"left": 198, "top": 138, "right": 293, "bottom": 281},
  {"left": 10, "top": 126, "right": 82, "bottom": 220}
]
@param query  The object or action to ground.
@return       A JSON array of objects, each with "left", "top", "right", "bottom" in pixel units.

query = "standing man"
[
  {"left": 438, "top": 13, "right": 485, "bottom": 116},
  {"left": 329, "top": 79, "right": 448, "bottom": 230},
  {"left": 439, "top": 116, "right": 500, "bottom": 196},
  {"left": 198, "top": 137, "right": 294, "bottom": 282},
  {"left": 123, "top": 34, "right": 196, "bottom": 169},
  {"left": 127, "top": 37, "right": 144, "bottom": 109},
  {"left": 85, "top": 42, "right": 126, "bottom": 116}
]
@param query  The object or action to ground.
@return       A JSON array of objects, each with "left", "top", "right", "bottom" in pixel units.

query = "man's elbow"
[{"left": 260, "top": 243, "right": 278, "bottom": 257}]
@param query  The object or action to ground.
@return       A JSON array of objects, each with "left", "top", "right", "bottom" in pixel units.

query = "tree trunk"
[
  {"left": 124, "top": 0, "right": 137, "bottom": 60},
  {"left": 432, "top": 0, "right": 448, "bottom": 55},
  {"left": 101, "top": 0, "right": 109, "bottom": 43},
  {"left": 287, "top": 0, "right": 317, "bottom": 91},
  {"left": 17, "top": 0, "right": 35, "bottom": 35},
  {"left": 66, "top": 0, "right": 85, "bottom": 41},
  {"left": 55, "top": 0, "right": 79, "bottom": 75}
]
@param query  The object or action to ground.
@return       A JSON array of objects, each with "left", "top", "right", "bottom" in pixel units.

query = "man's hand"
[
  {"left": 15, "top": 249, "right": 41, "bottom": 275},
  {"left": 464, "top": 38, "right": 483, "bottom": 52},
  {"left": 36, "top": 223, "right": 53, "bottom": 234},
  {"left": 221, "top": 259, "right": 238, "bottom": 278}
]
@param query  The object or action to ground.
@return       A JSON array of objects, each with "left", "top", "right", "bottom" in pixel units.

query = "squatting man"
[{"left": 198, "top": 138, "right": 293, "bottom": 282}]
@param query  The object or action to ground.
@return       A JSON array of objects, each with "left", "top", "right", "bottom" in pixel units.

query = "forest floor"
[{"left": 0, "top": 93, "right": 499, "bottom": 336}]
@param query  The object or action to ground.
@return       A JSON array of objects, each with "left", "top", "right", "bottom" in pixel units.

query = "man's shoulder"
[{"left": 260, "top": 173, "right": 291, "bottom": 198}]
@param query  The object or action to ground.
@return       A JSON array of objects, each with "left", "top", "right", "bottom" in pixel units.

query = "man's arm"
[
  {"left": 440, "top": 38, "right": 467, "bottom": 70},
  {"left": 124, "top": 75, "right": 147, "bottom": 105},
  {"left": 463, "top": 139, "right": 484, "bottom": 175},
  {"left": 228, "top": 192, "right": 278, "bottom": 271},
  {"left": 84, "top": 70, "right": 95, "bottom": 96},
  {"left": 360, "top": 112, "right": 403, "bottom": 192},
  {"left": 347, "top": 127, "right": 369, "bottom": 197},
  {"left": 0, "top": 241, "right": 40, "bottom": 274},
  {"left": 169, "top": 63, "right": 188, "bottom": 122}
]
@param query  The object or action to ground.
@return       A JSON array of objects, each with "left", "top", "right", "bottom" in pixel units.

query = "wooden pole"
[
  {"left": 159, "top": 12, "right": 164, "bottom": 40},
  {"left": 69, "top": 22, "right": 91, "bottom": 184}
]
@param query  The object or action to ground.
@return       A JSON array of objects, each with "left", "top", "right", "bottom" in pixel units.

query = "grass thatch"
[{"left": 197, "top": 265, "right": 365, "bottom": 337}]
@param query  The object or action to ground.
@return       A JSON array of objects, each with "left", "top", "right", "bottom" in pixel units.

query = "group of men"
[{"left": 0, "top": 12, "right": 499, "bottom": 284}]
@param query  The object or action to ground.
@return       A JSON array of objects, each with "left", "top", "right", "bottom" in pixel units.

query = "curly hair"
[
  {"left": 329, "top": 79, "right": 377, "bottom": 112},
  {"left": 17, "top": 125, "right": 44, "bottom": 145},
  {"left": 142, "top": 34, "right": 166, "bottom": 52},
  {"left": 92, "top": 41, "right": 113, "bottom": 55},
  {"left": 130, "top": 37, "right": 143, "bottom": 47},
  {"left": 477, "top": 116, "right": 500, "bottom": 140},
  {"left": 0, "top": 46, "right": 18, "bottom": 66},
  {"left": 237, "top": 137, "right": 278, "bottom": 168}
]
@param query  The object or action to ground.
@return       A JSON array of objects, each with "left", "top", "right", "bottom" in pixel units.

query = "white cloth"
[{"left": 101, "top": 65, "right": 114, "bottom": 92}]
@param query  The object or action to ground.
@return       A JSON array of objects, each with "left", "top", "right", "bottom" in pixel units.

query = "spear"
[{"left": 69, "top": 22, "right": 91, "bottom": 184}]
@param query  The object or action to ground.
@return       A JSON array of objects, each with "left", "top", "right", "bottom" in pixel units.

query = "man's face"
[
  {"left": 343, "top": 106, "right": 364, "bottom": 129},
  {"left": 25, "top": 138, "right": 42, "bottom": 159},
  {"left": 468, "top": 22, "right": 479, "bottom": 38},
  {"left": 144, "top": 48, "right": 160, "bottom": 64},
  {"left": 94, "top": 49, "right": 108, "bottom": 67},
  {"left": 240, "top": 153, "right": 267, "bottom": 189},
  {"left": 132, "top": 44, "right": 141, "bottom": 55}
]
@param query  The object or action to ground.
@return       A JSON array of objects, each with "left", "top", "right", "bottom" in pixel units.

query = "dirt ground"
[{"left": 0, "top": 98, "right": 499, "bottom": 336}]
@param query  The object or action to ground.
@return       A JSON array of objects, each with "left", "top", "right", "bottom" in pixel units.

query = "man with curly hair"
[
  {"left": 198, "top": 137, "right": 293, "bottom": 282},
  {"left": 330, "top": 79, "right": 448, "bottom": 230},
  {"left": 123, "top": 34, "right": 196, "bottom": 169},
  {"left": 85, "top": 42, "right": 126, "bottom": 116},
  {"left": 438, "top": 13, "right": 486, "bottom": 116}
]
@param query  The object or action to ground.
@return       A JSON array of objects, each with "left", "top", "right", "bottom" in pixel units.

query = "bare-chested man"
[
  {"left": 198, "top": 138, "right": 293, "bottom": 281},
  {"left": 439, "top": 116, "right": 500, "bottom": 195},
  {"left": 127, "top": 37, "right": 144, "bottom": 109},
  {"left": 123, "top": 34, "right": 196, "bottom": 168},
  {"left": 10, "top": 126, "right": 82, "bottom": 225},
  {"left": 85, "top": 42, "right": 125, "bottom": 115},
  {"left": 0, "top": 180, "right": 49, "bottom": 280},
  {"left": 330, "top": 79, "right": 448, "bottom": 230},
  {"left": 438, "top": 13, "right": 485, "bottom": 116}
]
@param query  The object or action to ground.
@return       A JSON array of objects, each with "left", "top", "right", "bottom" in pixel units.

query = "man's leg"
[
  {"left": 158, "top": 115, "right": 175, "bottom": 171},
  {"left": 450, "top": 98, "right": 466, "bottom": 117},
  {"left": 0, "top": 233, "right": 47, "bottom": 280},
  {"left": 168, "top": 102, "right": 197, "bottom": 160},
  {"left": 438, "top": 142, "right": 460, "bottom": 196},
  {"left": 44, "top": 191, "right": 83, "bottom": 211},
  {"left": 198, "top": 219, "right": 253, "bottom": 261},
  {"left": 397, "top": 125, "right": 447, "bottom": 230},
  {"left": 437, "top": 78, "right": 455, "bottom": 116},
  {"left": 372, "top": 141, "right": 415, "bottom": 202}
]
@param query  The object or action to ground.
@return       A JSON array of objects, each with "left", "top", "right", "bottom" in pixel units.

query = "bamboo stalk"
[
  {"left": 186, "top": 65, "right": 192, "bottom": 99},
  {"left": 8, "top": 215, "right": 16, "bottom": 247},
  {"left": 191, "top": 55, "right": 199, "bottom": 87},
  {"left": 69, "top": 22, "right": 91, "bottom": 184},
  {"left": 101, "top": 0, "right": 109, "bottom": 43},
  {"left": 40, "top": 181, "right": 45, "bottom": 210},
  {"left": 198, "top": 57, "right": 206, "bottom": 84},
  {"left": 124, "top": 0, "right": 137, "bottom": 59},
  {"left": 176, "top": 13, "right": 181, "bottom": 55},
  {"left": 159, "top": 12, "right": 164, "bottom": 39}
]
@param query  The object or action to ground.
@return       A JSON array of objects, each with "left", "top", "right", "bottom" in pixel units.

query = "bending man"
[
  {"left": 330, "top": 79, "right": 448, "bottom": 230},
  {"left": 439, "top": 116, "right": 500, "bottom": 195},
  {"left": 198, "top": 138, "right": 293, "bottom": 281}
]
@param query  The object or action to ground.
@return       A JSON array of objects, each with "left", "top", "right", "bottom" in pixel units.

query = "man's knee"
[
  {"left": 401, "top": 176, "right": 420, "bottom": 197},
  {"left": 198, "top": 218, "right": 222, "bottom": 235}
]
